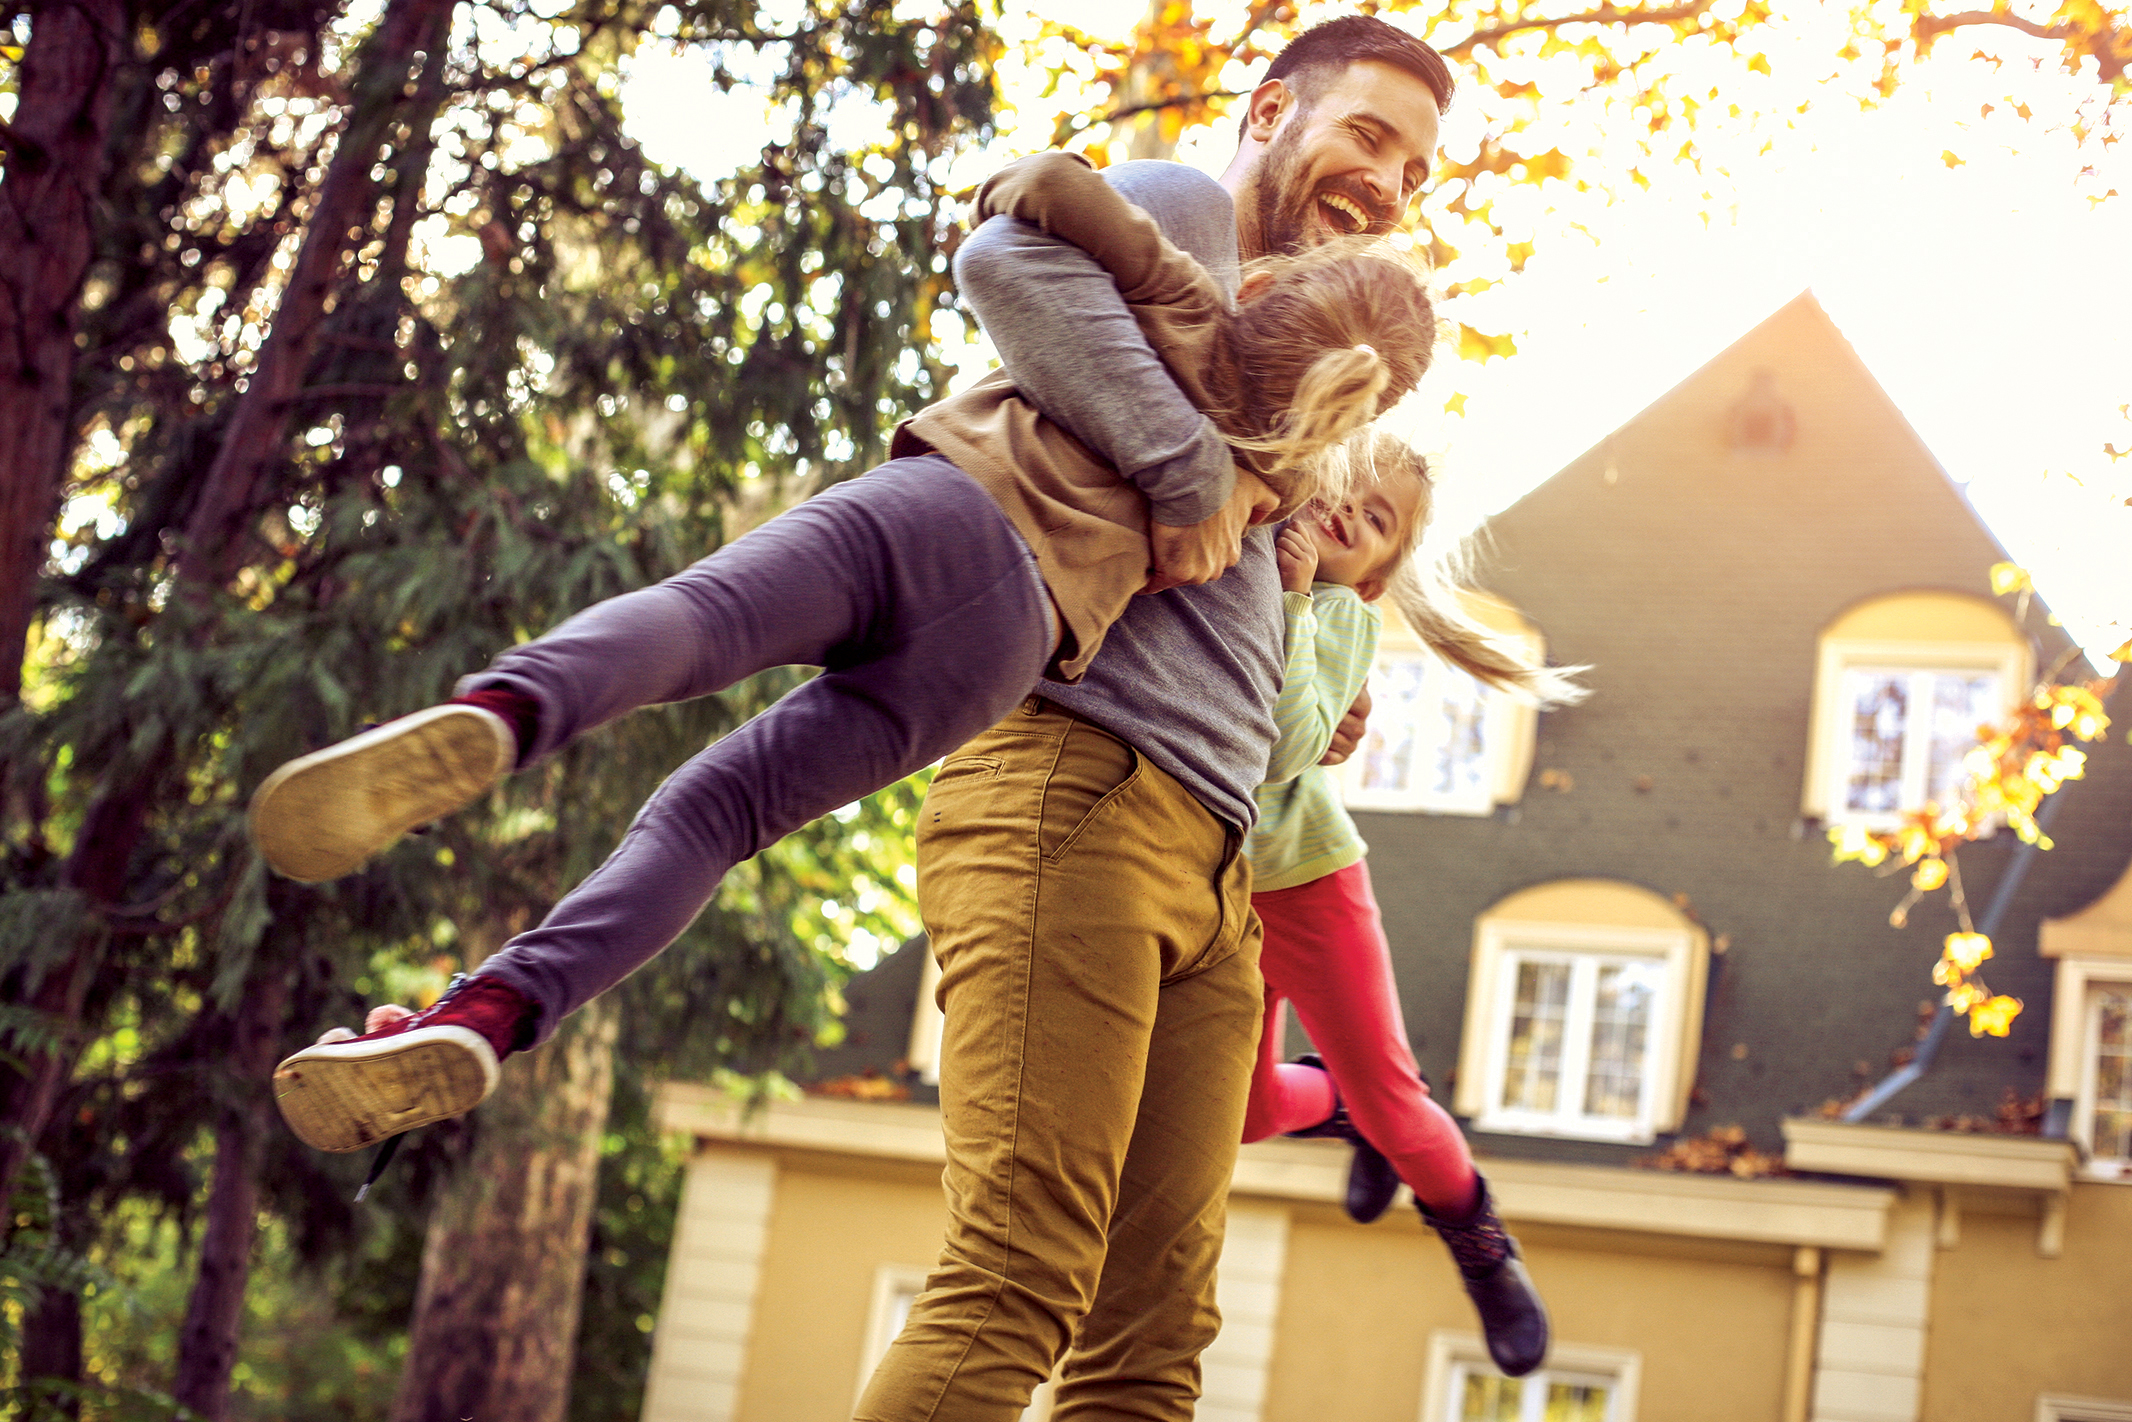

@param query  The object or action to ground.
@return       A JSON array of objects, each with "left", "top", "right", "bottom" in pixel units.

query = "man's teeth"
[{"left": 1319, "top": 193, "right": 1366, "bottom": 232}]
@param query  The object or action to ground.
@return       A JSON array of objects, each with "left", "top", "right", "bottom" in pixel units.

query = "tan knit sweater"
[{"left": 891, "top": 152, "right": 1305, "bottom": 681}]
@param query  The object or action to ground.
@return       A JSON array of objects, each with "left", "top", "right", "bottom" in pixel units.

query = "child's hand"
[{"left": 1276, "top": 524, "right": 1320, "bottom": 594}]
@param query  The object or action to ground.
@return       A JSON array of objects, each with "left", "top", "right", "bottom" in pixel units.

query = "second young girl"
[{"left": 1245, "top": 431, "right": 1583, "bottom": 1376}]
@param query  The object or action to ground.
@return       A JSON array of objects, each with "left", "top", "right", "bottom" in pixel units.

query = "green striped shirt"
[{"left": 1246, "top": 583, "right": 1379, "bottom": 892}]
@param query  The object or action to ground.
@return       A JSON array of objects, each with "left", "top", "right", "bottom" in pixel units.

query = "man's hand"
[
  {"left": 1275, "top": 524, "right": 1320, "bottom": 595},
  {"left": 1319, "top": 684, "right": 1372, "bottom": 767},
  {"left": 1142, "top": 470, "right": 1282, "bottom": 594}
]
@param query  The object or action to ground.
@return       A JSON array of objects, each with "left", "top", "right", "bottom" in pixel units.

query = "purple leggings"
[{"left": 470, "top": 455, "right": 1053, "bottom": 1044}]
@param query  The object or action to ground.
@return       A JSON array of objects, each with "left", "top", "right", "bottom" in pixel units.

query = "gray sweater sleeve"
[{"left": 951, "top": 161, "right": 1239, "bottom": 527}]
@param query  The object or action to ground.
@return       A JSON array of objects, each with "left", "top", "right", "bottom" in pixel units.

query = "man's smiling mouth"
[{"left": 1318, "top": 192, "right": 1368, "bottom": 235}]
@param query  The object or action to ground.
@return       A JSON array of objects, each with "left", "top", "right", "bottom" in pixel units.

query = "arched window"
[
  {"left": 1803, "top": 591, "right": 2031, "bottom": 825},
  {"left": 1341, "top": 592, "right": 1545, "bottom": 816},
  {"left": 1455, "top": 879, "right": 1710, "bottom": 1144}
]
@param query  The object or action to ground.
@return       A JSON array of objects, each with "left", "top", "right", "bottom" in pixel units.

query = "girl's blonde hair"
[
  {"left": 1343, "top": 430, "right": 1587, "bottom": 706},
  {"left": 1207, "top": 238, "right": 1436, "bottom": 508}
]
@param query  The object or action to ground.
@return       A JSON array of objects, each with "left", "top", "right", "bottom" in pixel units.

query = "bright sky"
[{"left": 621, "top": 1, "right": 2131, "bottom": 666}]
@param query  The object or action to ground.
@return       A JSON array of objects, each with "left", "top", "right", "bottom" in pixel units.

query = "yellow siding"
[
  {"left": 1264, "top": 1211, "right": 1794, "bottom": 1422},
  {"left": 737, "top": 1163, "right": 947, "bottom": 1422},
  {"left": 1921, "top": 1184, "right": 2132, "bottom": 1419}
]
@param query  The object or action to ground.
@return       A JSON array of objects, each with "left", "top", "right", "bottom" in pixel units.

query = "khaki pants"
[{"left": 856, "top": 699, "right": 1263, "bottom": 1422}]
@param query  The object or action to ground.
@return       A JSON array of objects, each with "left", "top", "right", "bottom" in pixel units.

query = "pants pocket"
[{"left": 1039, "top": 721, "right": 1142, "bottom": 862}]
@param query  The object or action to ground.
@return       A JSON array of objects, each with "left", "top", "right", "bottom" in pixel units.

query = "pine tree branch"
[{"left": 1442, "top": 1, "right": 1716, "bottom": 59}]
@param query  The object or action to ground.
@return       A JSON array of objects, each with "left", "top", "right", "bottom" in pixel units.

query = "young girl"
[
  {"left": 1244, "top": 432, "right": 1582, "bottom": 1378},
  {"left": 262, "top": 153, "right": 1438, "bottom": 1156}
]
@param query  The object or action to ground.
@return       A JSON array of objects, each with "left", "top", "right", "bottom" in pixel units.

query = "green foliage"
[{"left": 2, "top": 0, "right": 1001, "bottom": 1406}]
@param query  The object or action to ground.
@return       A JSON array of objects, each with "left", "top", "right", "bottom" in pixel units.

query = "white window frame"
[
  {"left": 1342, "top": 648, "right": 1519, "bottom": 816},
  {"left": 1470, "top": 921, "right": 1695, "bottom": 1145},
  {"left": 2038, "top": 1397, "right": 2132, "bottom": 1422},
  {"left": 909, "top": 947, "right": 943, "bottom": 1087},
  {"left": 1420, "top": 1331, "right": 1640, "bottom": 1422},
  {"left": 854, "top": 1264, "right": 932, "bottom": 1408},
  {"left": 2073, "top": 979, "right": 2132, "bottom": 1183},
  {"left": 1810, "top": 638, "right": 2024, "bottom": 828},
  {"left": 854, "top": 1264, "right": 1057, "bottom": 1420}
]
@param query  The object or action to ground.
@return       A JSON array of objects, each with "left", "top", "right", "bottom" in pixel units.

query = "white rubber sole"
[
  {"left": 274, "top": 1025, "right": 501, "bottom": 1153},
  {"left": 249, "top": 704, "right": 515, "bottom": 882}
]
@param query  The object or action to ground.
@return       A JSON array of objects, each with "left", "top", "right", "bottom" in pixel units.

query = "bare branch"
[
  {"left": 1442, "top": 1, "right": 1715, "bottom": 60},
  {"left": 1912, "top": 7, "right": 2128, "bottom": 84}
]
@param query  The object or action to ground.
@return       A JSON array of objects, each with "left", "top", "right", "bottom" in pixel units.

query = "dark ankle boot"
[
  {"left": 1421, "top": 1178, "right": 1549, "bottom": 1377},
  {"left": 1282, "top": 1054, "right": 1402, "bottom": 1224}
]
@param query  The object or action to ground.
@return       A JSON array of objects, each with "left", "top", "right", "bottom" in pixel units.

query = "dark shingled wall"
[
  {"left": 1361, "top": 291, "right": 2132, "bottom": 1161},
  {"left": 806, "top": 933, "right": 940, "bottom": 1105}
]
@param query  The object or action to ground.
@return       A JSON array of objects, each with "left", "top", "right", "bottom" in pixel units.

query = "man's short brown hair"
[{"left": 1241, "top": 15, "right": 1455, "bottom": 136}]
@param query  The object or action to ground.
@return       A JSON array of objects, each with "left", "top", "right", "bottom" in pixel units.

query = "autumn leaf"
[
  {"left": 1941, "top": 149, "right": 1966, "bottom": 168},
  {"left": 1912, "top": 857, "right": 1948, "bottom": 891},
  {"left": 1456, "top": 324, "right": 1519, "bottom": 363},
  {"left": 1988, "top": 561, "right": 2031, "bottom": 595},
  {"left": 1967, "top": 996, "right": 2022, "bottom": 1037},
  {"left": 1943, "top": 932, "right": 1993, "bottom": 973}
]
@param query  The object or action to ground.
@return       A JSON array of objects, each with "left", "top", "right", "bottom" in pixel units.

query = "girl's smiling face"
[{"left": 1300, "top": 463, "right": 1425, "bottom": 600}]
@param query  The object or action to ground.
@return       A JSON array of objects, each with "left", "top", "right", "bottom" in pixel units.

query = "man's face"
[{"left": 1249, "top": 59, "right": 1443, "bottom": 256}]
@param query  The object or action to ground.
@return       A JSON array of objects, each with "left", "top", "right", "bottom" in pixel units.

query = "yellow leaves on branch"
[
  {"left": 1828, "top": 561, "right": 2121, "bottom": 1037},
  {"left": 1830, "top": 677, "right": 2115, "bottom": 877},
  {"left": 1932, "top": 932, "right": 2021, "bottom": 1036},
  {"left": 1940, "top": 931, "right": 1993, "bottom": 974}
]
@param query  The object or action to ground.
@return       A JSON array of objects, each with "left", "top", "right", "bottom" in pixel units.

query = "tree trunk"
[
  {"left": 176, "top": 0, "right": 456, "bottom": 588},
  {"left": 1112, "top": 0, "right": 1188, "bottom": 162},
  {"left": 0, "top": 0, "right": 455, "bottom": 1210},
  {"left": 0, "top": 0, "right": 127, "bottom": 703},
  {"left": 19, "top": 1283, "right": 84, "bottom": 1418},
  {"left": 0, "top": 778, "right": 146, "bottom": 1216},
  {"left": 390, "top": 996, "right": 619, "bottom": 1422},
  {"left": 171, "top": 972, "right": 291, "bottom": 1420}
]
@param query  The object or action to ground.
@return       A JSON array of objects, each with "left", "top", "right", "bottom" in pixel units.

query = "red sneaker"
[{"left": 273, "top": 975, "right": 536, "bottom": 1153}]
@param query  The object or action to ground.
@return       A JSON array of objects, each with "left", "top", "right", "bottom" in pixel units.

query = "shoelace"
[
  {"left": 349, "top": 973, "right": 472, "bottom": 1202},
  {"left": 354, "top": 1132, "right": 405, "bottom": 1203}
]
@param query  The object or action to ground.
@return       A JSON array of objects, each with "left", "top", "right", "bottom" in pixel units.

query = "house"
[{"left": 634, "top": 293, "right": 2132, "bottom": 1422}]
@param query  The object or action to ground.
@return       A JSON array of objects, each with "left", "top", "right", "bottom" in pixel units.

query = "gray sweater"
[{"left": 953, "top": 161, "right": 1284, "bottom": 831}]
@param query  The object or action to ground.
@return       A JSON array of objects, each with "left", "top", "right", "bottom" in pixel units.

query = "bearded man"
[{"left": 853, "top": 17, "right": 1541, "bottom": 1422}]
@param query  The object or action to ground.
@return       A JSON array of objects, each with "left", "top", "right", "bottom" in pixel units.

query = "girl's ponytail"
[
  {"left": 1214, "top": 238, "right": 1436, "bottom": 508},
  {"left": 1338, "top": 428, "right": 1586, "bottom": 707},
  {"left": 1244, "top": 344, "right": 1392, "bottom": 489},
  {"left": 1387, "top": 555, "right": 1588, "bottom": 707}
]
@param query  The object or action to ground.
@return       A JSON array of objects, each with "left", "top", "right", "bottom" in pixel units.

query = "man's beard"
[{"left": 1251, "top": 118, "right": 1315, "bottom": 256}]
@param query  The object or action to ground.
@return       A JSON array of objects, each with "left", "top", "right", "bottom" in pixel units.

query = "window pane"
[
  {"left": 1460, "top": 1372, "right": 1524, "bottom": 1422},
  {"left": 1358, "top": 660, "right": 1429, "bottom": 793},
  {"left": 2094, "top": 991, "right": 2132, "bottom": 1163},
  {"left": 1583, "top": 962, "right": 1658, "bottom": 1120},
  {"left": 1924, "top": 673, "right": 1998, "bottom": 807},
  {"left": 1504, "top": 961, "right": 1570, "bottom": 1113},
  {"left": 1544, "top": 1381, "right": 1612, "bottom": 1422},
  {"left": 1842, "top": 670, "right": 1909, "bottom": 814},
  {"left": 1430, "top": 666, "right": 1490, "bottom": 800}
]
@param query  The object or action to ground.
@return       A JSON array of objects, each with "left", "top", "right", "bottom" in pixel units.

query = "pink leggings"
[{"left": 1241, "top": 859, "right": 1480, "bottom": 1217}]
